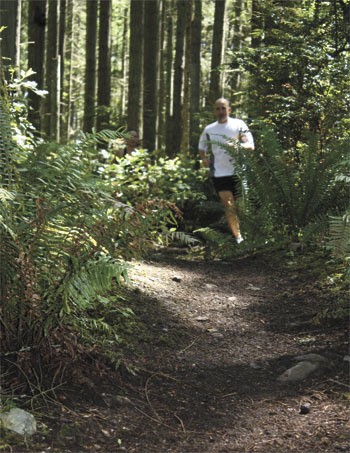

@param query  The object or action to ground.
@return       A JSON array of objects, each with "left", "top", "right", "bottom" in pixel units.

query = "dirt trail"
[
  {"left": 112, "top": 250, "right": 348, "bottom": 453},
  {"left": 23, "top": 249, "right": 349, "bottom": 453}
]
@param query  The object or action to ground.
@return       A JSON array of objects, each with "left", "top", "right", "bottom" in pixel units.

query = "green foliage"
[
  {"left": 1, "top": 87, "right": 183, "bottom": 367},
  {"left": 100, "top": 148, "right": 207, "bottom": 207},
  {"left": 221, "top": 127, "right": 348, "bottom": 242},
  {"left": 236, "top": 1, "right": 349, "bottom": 148},
  {"left": 328, "top": 212, "right": 350, "bottom": 261},
  {"left": 95, "top": 148, "right": 208, "bottom": 247}
]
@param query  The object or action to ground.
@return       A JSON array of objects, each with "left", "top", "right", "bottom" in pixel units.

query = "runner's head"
[{"left": 214, "top": 98, "right": 231, "bottom": 123}]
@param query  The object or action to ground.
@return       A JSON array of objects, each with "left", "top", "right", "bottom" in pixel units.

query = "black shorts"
[{"left": 212, "top": 175, "right": 241, "bottom": 197}]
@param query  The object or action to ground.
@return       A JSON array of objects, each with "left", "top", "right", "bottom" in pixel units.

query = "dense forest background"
[{"left": 0, "top": 0, "right": 349, "bottom": 414}]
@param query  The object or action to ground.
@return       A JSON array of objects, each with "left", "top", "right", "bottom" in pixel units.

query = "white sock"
[{"left": 236, "top": 235, "right": 244, "bottom": 244}]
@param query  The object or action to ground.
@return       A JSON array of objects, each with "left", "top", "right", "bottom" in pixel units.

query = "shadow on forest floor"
[{"left": 3, "top": 247, "right": 349, "bottom": 453}]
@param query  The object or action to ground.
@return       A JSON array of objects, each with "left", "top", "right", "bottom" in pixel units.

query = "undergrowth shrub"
[
  {"left": 220, "top": 126, "right": 349, "bottom": 246},
  {"left": 96, "top": 148, "right": 208, "bottom": 242},
  {"left": 1, "top": 85, "right": 208, "bottom": 395}
]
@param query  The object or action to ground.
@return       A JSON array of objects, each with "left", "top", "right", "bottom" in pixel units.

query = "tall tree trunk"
[
  {"left": 120, "top": 8, "right": 128, "bottom": 118},
  {"left": 143, "top": 0, "right": 159, "bottom": 151},
  {"left": 83, "top": 0, "right": 98, "bottom": 132},
  {"left": 231, "top": 0, "right": 243, "bottom": 93},
  {"left": 208, "top": 0, "right": 226, "bottom": 105},
  {"left": 180, "top": 0, "right": 193, "bottom": 154},
  {"left": 127, "top": 0, "right": 144, "bottom": 133},
  {"left": 189, "top": 0, "right": 201, "bottom": 157},
  {"left": 63, "top": 0, "right": 74, "bottom": 142},
  {"left": 171, "top": 0, "right": 187, "bottom": 156},
  {"left": 59, "top": 0, "right": 66, "bottom": 140},
  {"left": 96, "top": 0, "right": 112, "bottom": 131},
  {"left": 0, "top": 0, "right": 21, "bottom": 71},
  {"left": 44, "top": 0, "right": 60, "bottom": 140},
  {"left": 157, "top": 0, "right": 166, "bottom": 150},
  {"left": 27, "top": 0, "right": 46, "bottom": 130},
  {"left": 165, "top": 1, "right": 174, "bottom": 153}
]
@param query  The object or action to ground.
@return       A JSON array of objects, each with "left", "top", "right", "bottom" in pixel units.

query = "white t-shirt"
[{"left": 198, "top": 117, "right": 254, "bottom": 177}]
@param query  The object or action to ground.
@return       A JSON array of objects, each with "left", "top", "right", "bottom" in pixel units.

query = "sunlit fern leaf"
[
  {"left": 0, "top": 98, "right": 18, "bottom": 188},
  {"left": 54, "top": 256, "right": 129, "bottom": 316},
  {"left": 329, "top": 212, "right": 350, "bottom": 259},
  {"left": 221, "top": 127, "right": 346, "bottom": 238},
  {"left": 79, "top": 128, "right": 126, "bottom": 147},
  {"left": 164, "top": 231, "right": 200, "bottom": 246}
]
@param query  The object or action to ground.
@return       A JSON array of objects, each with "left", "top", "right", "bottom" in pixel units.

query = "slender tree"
[
  {"left": 127, "top": 0, "right": 144, "bottom": 133},
  {"left": 165, "top": 0, "right": 174, "bottom": 153},
  {"left": 142, "top": 0, "right": 159, "bottom": 151},
  {"left": 189, "top": 0, "right": 202, "bottom": 157},
  {"left": 27, "top": 0, "right": 46, "bottom": 130},
  {"left": 120, "top": 7, "right": 128, "bottom": 118},
  {"left": 58, "top": 0, "right": 67, "bottom": 139},
  {"left": 208, "top": 0, "right": 226, "bottom": 104},
  {"left": 230, "top": 0, "right": 243, "bottom": 93},
  {"left": 0, "top": 0, "right": 21, "bottom": 70},
  {"left": 171, "top": 0, "right": 187, "bottom": 155},
  {"left": 44, "top": 0, "right": 60, "bottom": 140},
  {"left": 96, "top": 0, "right": 112, "bottom": 131},
  {"left": 157, "top": 0, "right": 166, "bottom": 150},
  {"left": 180, "top": 0, "right": 193, "bottom": 154},
  {"left": 62, "top": 0, "right": 74, "bottom": 142},
  {"left": 83, "top": 0, "right": 98, "bottom": 132}
]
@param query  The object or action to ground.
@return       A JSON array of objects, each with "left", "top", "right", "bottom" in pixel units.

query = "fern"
[
  {"left": 221, "top": 126, "right": 347, "bottom": 239},
  {"left": 163, "top": 230, "right": 200, "bottom": 246},
  {"left": 329, "top": 212, "right": 350, "bottom": 259},
  {"left": 51, "top": 256, "right": 129, "bottom": 317},
  {"left": 79, "top": 128, "right": 126, "bottom": 147}
]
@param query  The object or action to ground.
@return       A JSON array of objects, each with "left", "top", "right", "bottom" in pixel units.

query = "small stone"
[
  {"left": 295, "top": 353, "right": 328, "bottom": 363},
  {"left": 299, "top": 403, "right": 311, "bottom": 414},
  {"left": 195, "top": 316, "right": 209, "bottom": 322},
  {"left": 247, "top": 284, "right": 261, "bottom": 291},
  {"left": 249, "top": 362, "right": 262, "bottom": 369},
  {"left": 205, "top": 283, "right": 217, "bottom": 289},
  {"left": 0, "top": 408, "right": 36, "bottom": 436},
  {"left": 277, "top": 361, "right": 320, "bottom": 382},
  {"left": 212, "top": 332, "right": 224, "bottom": 339},
  {"left": 172, "top": 276, "right": 182, "bottom": 282}
]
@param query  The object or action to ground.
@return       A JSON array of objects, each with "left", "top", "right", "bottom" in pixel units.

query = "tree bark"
[
  {"left": 171, "top": 0, "right": 187, "bottom": 156},
  {"left": 27, "top": 0, "right": 46, "bottom": 130},
  {"left": 120, "top": 8, "right": 128, "bottom": 118},
  {"left": 0, "top": 0, "right": 21, "bottom": 71},
  {"left": 208, "top": 0, "right": 226, "bottom": 105},
  {"left": 44, "top": 0, "right": 60, "bottom": 140},
  {"left": 142, "top": 0, "right": 159, "bottom": 151},
  {"left": 96, "top": 0, "right": 112, "bottom": 131},
  {"left": 127, "top": 0, "right": 144, "bottom": 133},
  {"left": 157, "top": 0, "right": 166, "bottom": 150},
  {"left": 63, "top": 0, "right": 74, "bottom": 142},
  {"left": 165, "top": 0, "right": 174, "bottom": 154},
  {"left": 180, "top": 0, "right": 193, "bottom": 154},
  {"left": 83, "top": 0, "right": 98, "bottom": 132},
  {"left": 189, "top": 0, "right": 202, "bottom": 157}
]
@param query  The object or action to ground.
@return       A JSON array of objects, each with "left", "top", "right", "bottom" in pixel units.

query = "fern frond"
[
  {"left": 54, "top": 256, "right": 129, "bottom": 316},
  {"left": 164, "top": 231, "right": 200, "bottom": 246},
  {"left": 329, "top": 212, "right": 350, "bottom": 259},
  {"left": 79, "top": 128, "right": 126, "bottom": 147},
  {"left": 0, "top": 98, "right": 19, "bottom": 188}
]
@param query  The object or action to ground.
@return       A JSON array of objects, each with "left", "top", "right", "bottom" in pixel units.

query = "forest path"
[
  {"left": 111, "top": 248, "right": 348, "bottom": 453},
  {"left": 28, "top": 248, "right": 348, "bottom": 453}
]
